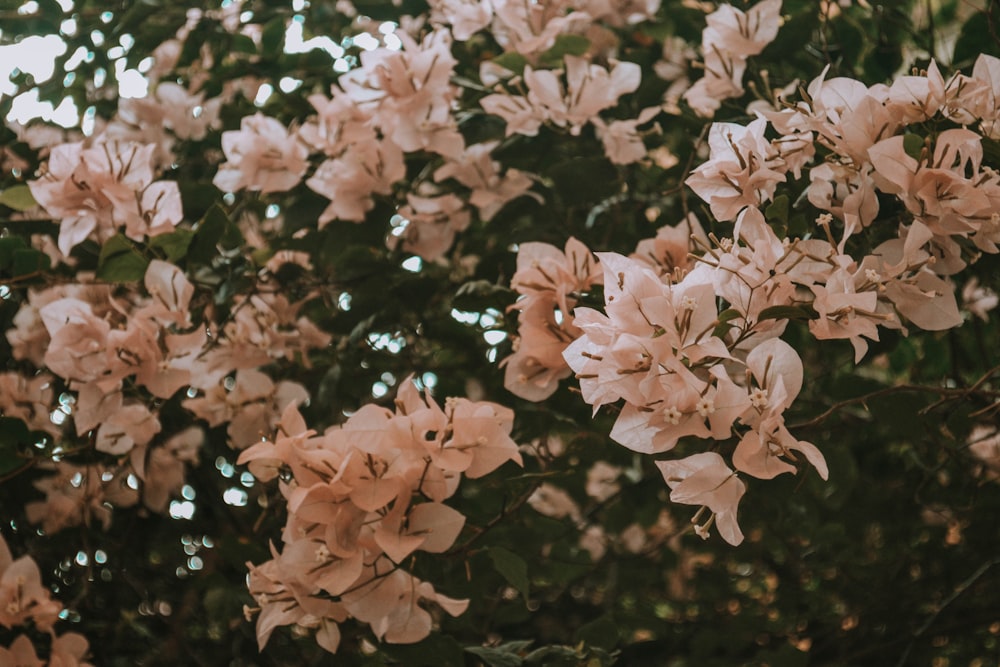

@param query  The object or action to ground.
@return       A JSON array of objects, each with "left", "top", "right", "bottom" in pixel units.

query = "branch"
[
  {"left": 791, "top": 382, "right": 1000, "bottom": 431},
  {"left": 446, "top": 481, "right": 541, "bottom": 556},
  {"left": 895, "top": 557, "right": 1000, "bottom": 667}
]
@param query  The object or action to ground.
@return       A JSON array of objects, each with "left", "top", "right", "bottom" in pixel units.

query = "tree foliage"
[{"left": 1, "top": 0, "right": 1000, "bottom": 665}]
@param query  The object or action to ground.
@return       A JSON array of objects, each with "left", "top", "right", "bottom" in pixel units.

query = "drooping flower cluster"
[
  {"left": 503, "top": 237, "right": 602, "bottom": 400},
  {"left": 560, "top": 51, "right": 1000, "bottom": 546},
  {"left": 239, "top": 380, "right": 522, "bottom": 651},
  {"left": 562, "top": 234, "right": 831, "bottom": 544}
]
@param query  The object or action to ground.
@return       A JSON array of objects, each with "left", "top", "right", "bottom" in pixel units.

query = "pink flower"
[
  {"left": 682, "top": 0, "right": 782, "bottom": 117},
  {"left": 427, "top": 0, "right": 493, "bottom": 40},
  {"left": 686, "top": 118, "right": 786, "bottom": 221},
  {"left": 39, "top": 298, "right": 112, "bottom": 385},
  {"left": 213, "top": 113, "right": 308, "bottom": 194},
  {"left": 704, "top": 0, "right": 782, "bottom": 58},
  {"left": 809, "top": 264, "right": 881, "bottom": 361},
  {"left": 25, "top": 463, "right": 139, "bottom": 534},
  {"left": 504, "top": 238, "right": 602, "bottom": 400},
  {"left": 483, "top": 57, "right": 641, "bottom": 137},
  {"left": 962, "top": 277, "right": 999, "bottom": 322},
  {"left": 433, "top": 141, "right": 539, "bottom": 221},
  {"left": 631, "top": 213, "right": 708, "bottom": 276},
  {"left": 306, "top": 141, "right": 405, "bottom": 226},
  {"left": 341, "top": 29, "right": 465, "bottom": 158},
  {"left": 0, "top": 535, "right": 62, "bottom": 632},
  {"left": 28, "top": 140, "right": 182, "bottom": 254},
  {"left": 0, "top": 635, "right": 44, "bottom": 667},
  {"left": 0, "top": 372, "right": 58, "bottom": 437},
  {"left": 656, "top": 452, "right": 747, "bottom": 545},
  {"left": 388, "top": 192, "right": 471, "bottom": 261},
  {"left": 489, "top": 0, "right": 590, "bottom": 58},
  {"left": 526, "top": 56, "right": 642, "bottom": 135},
  {"left": 593, "top": 106, "right": 662, "bottom": 165}
]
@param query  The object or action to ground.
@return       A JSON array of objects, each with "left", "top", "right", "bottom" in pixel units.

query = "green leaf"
[
  {"left": 491, "top": 52, "right": 528, "bottom": 77},
  {"left": 466, "top": 640, "right": 533, "bottom": 667},
  {"left": 11, "top": 248, "right": 51, "bottom": 276},
  {"left": 261, "top": 17, "right": 285, "bottom": 58},
  {"left": 952, "top": 11, "right": 995, "bottom": 66},
  {"left": 383, "top": 635, "right": 466, "bottom": 666},
  {"left": 230, "top": 33, "right": 257, "bottom": 54},
  {"left": 717, "top": 308, "right": 742, "bottom": 324},
  {"left": 149, "top": 229, "right": 195, "bottom": 262},
  {"left": 538, "top": 34, "right": 591, "bottom": 67},
  {"left": 190, "top": 205, "right": 242, "bottom": 265},
  {"left": 765, "top": 195, "right": 789, "bottom": 226},
  {"left": 0, "top": 184, "right": 38, "bottom": 211},
  {"left": 573, "top": 614, "right": 620, "bottom": 651},
  {"left": 0, "top": 236, "right": 29, "bottom": 268},
  {"left": 550, "top": 157, "right": 619, "bottom": 205},
  {"left": 524, "top": 645, "right": 581, "bottom": 666},
  {"left": 756, "top": 305, "right": 817, "bottom": 323},
  {"left": 97, "top": 234, "right": 149, "bottom": 282},
  {"left": 832, "top": 16, "right": 866, "bottom": 70},
  {"left": 983, "top": 137, "right": 1000, "bottom": 167},
  {"left": 902, "top": 133, "right": 924, "bottom": 161},
  {"left": 487, "top": 546, "right": 530, "bottom": 601},
  {"left": 453, "top": 280, "right": 514, "bottom": 311},
  {"left": 0, "top": 417, "right": 31, "bottom": 476}
]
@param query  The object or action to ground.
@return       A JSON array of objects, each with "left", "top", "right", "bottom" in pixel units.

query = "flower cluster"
[
  {"left": 27, "top": 140, "right": 182, "bottom": 256},
  {"left": 558, "top": 52, "right": 1000, "bottom": 546},
  {"left": 0, "top": 533, "right": 92, "bottom": 666},
  {"left": 563, "top": 243, "right": 828, "bottom": 544},
  {"left": 3, "top": 0, "right": 1000, "bottom": 660},
  {"left": 239, "top": 379, "right": 522, "bottom": 651},
  {"left": 683, "top": 0, "right": 783, "bottom": 117},
  {"left": 503, "top": 237, "right": 603, "bottom": 400},
  {"left": 3, "top": 254, "right": 329, "bottom": 530}
]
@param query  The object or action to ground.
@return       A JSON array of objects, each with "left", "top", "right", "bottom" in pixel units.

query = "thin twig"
[
  {"left": 791, "top": 383, "right": 1000, "bottom": 431},
  {"left": 895, "top": 557, "right": 1000, "bottom": 667}
]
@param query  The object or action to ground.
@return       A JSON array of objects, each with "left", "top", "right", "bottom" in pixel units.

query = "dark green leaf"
[
  {"left": 952, "top": 11, "right": 995, "bottom": 66},
  {"left": 902, "top": 133, "right": 924, "bottom": 161},
  {"left": 765, "top": 194, "right": 789, "bottom": 226},
  {"left": 538, "top": 34, "right": 591, "bottom": 67},
  {"left": 466, "top": 640, "right": 533, "bottom": 667},
  {"left": 487, "top": 546, "right": 530, "bottom": 601},
  {"left": 983, "top": 137, "right": 1000, "bottom": 167},
  {"left": 11, "top": 248, "right": 51, "bottom": 276},
  {"left": 756, "top": 305, "right": 818, "bottom": 323},
  {"left": 491, "top": 52, "right": 528, "bottom": 77},
  {"left": 382, "top": 635, "right": 465, "bottom": 667},
  {"left": 149, "top": 229, "right": 195, "bottom": 262},
  {"left": 230, "top": 33, "right": 257, "bottom": 54},
  {"left": 550, "top": 157, "right": 619, "bottom": 206},
  {"left": 190, "top": 205, "right": 242, "bottom": 264},
  {"left": 261, "top": 17, "right": 286, "bottom": 58},
  {"left": 573, "top": 614, "right": 620, "bottom": 651},
  {"left": 0, "top": 184, "right": 37, "bottom": 211},
  {"left": 97, "top": 234, "right": 149, "bottom": 282},
  {"left": 717, "top": 308, "right": 742, "bottom": 324},
  {"left": 524, "top": 645, "right": 580, "bottom": 666},
  {"left": 0, "top": 236, "right": 29, "bottom": 268},
  {"left": 0, "top": 417, "right": 31, "bottom": 476},
  {"left": 453, "top": 280, "right": 514, "bottom": 311}
]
